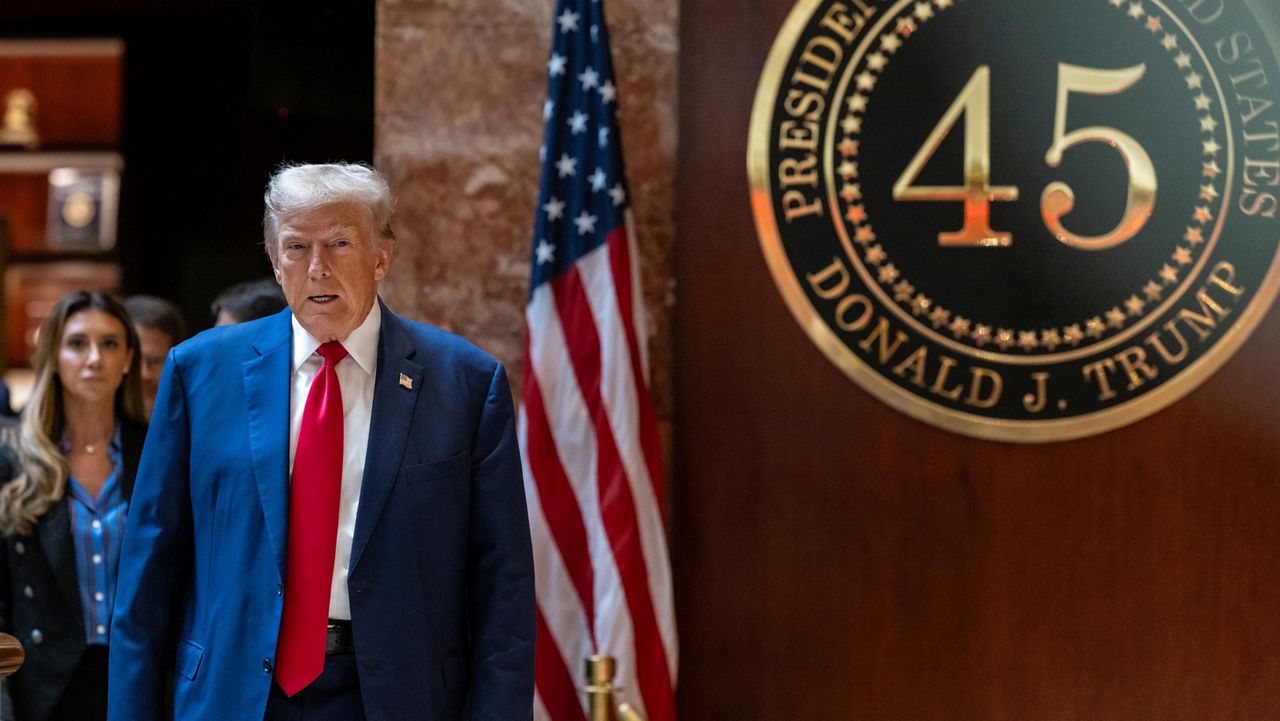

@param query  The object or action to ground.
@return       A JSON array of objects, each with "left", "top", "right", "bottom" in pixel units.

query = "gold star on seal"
[
  {"left": 893, "top": 281, "right": 915, "bottom": 302},
  {"left": 896, "top": 17, "right": 917, "bottom": 36},
  {"left": 934, "top": 0, "right": 954, "bottom": 9},
  {"left": 845, "top": 205, "right": 867, "bottom": 224},
  {"left": 1203, "top": 138, "right": 1221, "bottom": 155},
  {"left": 1106, "top": 308, "right": 1126, "bottom": 329},
  {"left": 1109, "top": 0, "right": 1124, "bottom": 6},
  {"left": 1017, "top": 331, "right": 1039, "bottom": 351},
  {"left": 1203, "top": 160, "right": 1222, "bottom": 178},
  {"left": 878, "top": 264, "right": 901, "bottom": 284},
  {"left": 840, "top": 184, "right": 862, "bottom": 202},
  {"left": 1199, "top": 183, "right": 1219, "bottom": 202},
  {"left": 1125, "top": 295, "right": 1146, "bottom": 316},
  {"left": 841, "top": 115, "right": 862, "bottom": 134},
  {"left": 1127, "top": 2, "right": 1144, "bottom": 19},
  {"left": 928, "top": 306, "right": 951, "bottom": 328},
  {"left": 1085, "top": 317, "right": 1105, "bottom": 339},
  {"left": 1063, "top": 324, "right": 1084, "bottom": 346},
  {"left": 1159, "top": 264, "right": 1179, "bottom": 285},
  {"left": 838, "top": 139, "right": 859, "bottom": 157},
  {"left": 1174, "top": 52, "right": 1192, "bottom": 68},
  {"left": 855, "top": 226, "right": 877, "bottom": 244},
  {"left": 949, "top": 316, "right": 971, "bottom": 339},
  {"left": 838, "top": 161, "right": 859, "bottom": 180},
  {"left": 971, "top": 325, "right": 993, "bottom": 346},
  {"left": 1143, "top": 280, "right": 1163, "bottom": 301},
  {"left": 1161, "top": 33, "right": 1178, "bottom": 50},
  {"left": 1199, "top": 115, "right": 1218, "bottom": 132},
  {"left": 1145, "top": 16, "right": 1162, "bottom": 33},
  {"left": 847, "top": 94, "right": 868, "bottom": 113},
  {"left": 866, "top": 53, "right": 888, "bottom": 72},
  {"left": 1185, "top": 71, "right": 1203, "bottom": 90},
  {"left": 1184, "top": 226, "right": 1204, "bottom": 245},
  {"left": 1173, "top": 247, "right": 1192, "bottom": 266},
  {"left": 880, "top": 33, "right": 903, "bottom": 53},
  {"left": 1193, "top": 206, "right": 1213, "bottom": 223},
  {"left": 911, "top": 294, "right": 932, "bottom": 316},
  {"left": 855, "top": 72, "right": 877, "bottom": 92},
  {"left": 1193, "top": 93, "right": 1212, "bottom": 110},
  {"left": 1041, "top": 328, "right": 1063, "bottom": 351},
  {"left": 914, "top": 2, "right": 935, "bottom": 20},
  {"left": 995, "top": 329, "right": 1016, "bottom": 350},
  {"left": 865, "top": 244, "right": 887, "bottom": 265}
]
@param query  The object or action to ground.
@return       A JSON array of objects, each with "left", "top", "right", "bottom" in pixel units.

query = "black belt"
[{"left": 326, "top": 620, "right": 354, "bottom": 655}]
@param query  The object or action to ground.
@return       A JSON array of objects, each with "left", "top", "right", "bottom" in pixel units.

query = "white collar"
[{"left": 290, "top": 301, "right": 382, "bottom": 377}]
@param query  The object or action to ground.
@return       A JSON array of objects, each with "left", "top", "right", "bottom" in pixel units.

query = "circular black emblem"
[{"left": 748, "top": 0, "right": 1280, "bottom": 441}]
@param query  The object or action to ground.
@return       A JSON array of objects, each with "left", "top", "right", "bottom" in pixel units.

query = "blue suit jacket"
[{"left": 107, "top": 303, "right": 535, "bottom": 721}]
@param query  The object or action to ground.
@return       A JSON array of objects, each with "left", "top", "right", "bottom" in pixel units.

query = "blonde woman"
[{"left": 0, "top": 291, "right": 146, "bottom": 721}]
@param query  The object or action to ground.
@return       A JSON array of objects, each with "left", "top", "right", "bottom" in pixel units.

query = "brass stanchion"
[
  {"left": 0, "top": 632, "right": 25, "bottom": 677},
  {"left": 584, "top": 655, "right": 646, "bottom": 721}
]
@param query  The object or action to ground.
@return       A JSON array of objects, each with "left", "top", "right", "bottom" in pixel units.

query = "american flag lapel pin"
[{"left": 399, "top": 372, "right": 413, "bottom": 390}]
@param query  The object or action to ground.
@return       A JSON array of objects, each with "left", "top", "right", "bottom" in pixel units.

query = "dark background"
[{"left": 0, "top": 0, "right": 373, "bottom": 336}]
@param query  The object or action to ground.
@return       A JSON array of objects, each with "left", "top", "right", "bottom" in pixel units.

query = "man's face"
[
  {"left": 271, "top": 201, "right": 390, "bottom": 342},
  {"left": 134, "top": 324, "right": 174, "bottom": 417}
]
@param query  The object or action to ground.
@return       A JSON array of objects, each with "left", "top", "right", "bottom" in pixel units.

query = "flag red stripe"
[
  {"left": 536, "top": 607, "right": 589, "bottom": 721},
  {"left": 605, "top": 227, "right": 666, "bottom": 507},
  {"left": 550, "top": 265, "right": 676, "bottom": 721},
  {"left": 522, "top": 336, "right": 599, "bottom": 645}
]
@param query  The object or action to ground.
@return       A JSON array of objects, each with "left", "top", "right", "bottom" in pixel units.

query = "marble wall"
[{"left": 375, "top": 0, "right": 678, "bottom": 466}]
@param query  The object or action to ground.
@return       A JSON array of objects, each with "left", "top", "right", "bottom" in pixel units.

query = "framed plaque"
[{"left": 46, "top": 166, "right": 119, "bottom": 251}]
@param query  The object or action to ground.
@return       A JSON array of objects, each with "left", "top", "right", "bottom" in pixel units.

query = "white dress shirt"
[{"left": 289, "top": 304, "right": 381, "bottom": 621}]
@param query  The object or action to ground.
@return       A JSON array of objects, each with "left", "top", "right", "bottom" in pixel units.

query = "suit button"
[
  {"left": 13, "top": 541, "right": 23, "bottom": 555},
  {"left": 30, "top": 629, "right": 42, "bottom": 644},
  {"left": 22, "top": 586, "right": 33, "bottom": 599},
  {"left": 263, "top": 658, "right": 272, "bottom": 674},
  {"left": 276, "top": 582, "right": 283, "bottom": 597}
]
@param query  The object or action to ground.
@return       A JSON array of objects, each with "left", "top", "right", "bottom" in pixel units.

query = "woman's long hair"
[{"left": 0, "top": 291, "right": 145, "bottom": 536}]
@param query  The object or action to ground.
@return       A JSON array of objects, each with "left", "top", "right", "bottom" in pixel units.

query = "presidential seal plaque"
[{"left": 748, "top": 0, "right": 1280, "bottom": 442}]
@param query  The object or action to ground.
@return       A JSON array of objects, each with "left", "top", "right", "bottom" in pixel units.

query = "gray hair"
[{"left": 262, "top": 162, "right": 397, "bottom": 259}]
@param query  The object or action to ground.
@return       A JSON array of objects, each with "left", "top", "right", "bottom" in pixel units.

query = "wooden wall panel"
[
  {"left": 673, "top": 2, "right": 1280, "bottom": 719},
  {"left": 0, "top": 41, "right": 122, "bottom": 147}
]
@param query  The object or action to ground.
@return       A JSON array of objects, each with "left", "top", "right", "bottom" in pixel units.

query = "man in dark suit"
[{"left": 107, "top": 163, "right": 535, "bottom": 721}]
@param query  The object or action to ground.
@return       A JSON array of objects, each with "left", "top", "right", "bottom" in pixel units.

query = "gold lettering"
[
  {"left": 1237, "top": 94, "right": 1274, "bottom": 123},
  {"left": 1145, "top": 322, "right": 1190, "bottom": 365},
  {"left": 930, "top": 355, "right": 964, "bottom": 401},
  {"left": 797, "top": 36, "right": 843, "bottom": 83},
  {"left": 783, "top": 89, "right": 824, "bottom": 121},
  {"left": 965, "top": 367, "right": 1002, "bottom": 409},
  {"left": 1244, "top": 122, "right": 1280, "bottom": 152},
  {"left": 1082, "top": 358, "right": 1119, "bottom": 401},
  {"left": 1229, "top": 59, "right": 1269, "bottom": 92},
  {"left": 782, "top": 189, "right": 823, "bottom": 222},
  {"left": 1206, "top": 260, "right": 1246, "bottom": 298},
  {"left": 1240, "top": 188, "right": 1279, "bottom": 217},
  {"left": 1114, "top": 346, "right": 1159, "bottom": 391},
  {"left": 819, "top": 3, "right": 864, "bottom": 45},
  {"left": 857, "top": 316, "right": 908, "bottom": 361},
  {"left": 1215, "top": 32, "right": 1251, "bottom": 64},
  {"left": 1022, "top": 372, "right": 1049, "bottom": 413},
  {"left": 1175, "top": 288, "right": 1231, "bottom": 341},
  {"left": 835, "top": 294, "right": 874, "bottom": 332},
  {"left": 1243, "top": 157, "right": 1280, "bottom": 187},
  {"left": 778, "top": 120, "right": 819, "bottom": 152},
  {"left": 779, "top": 156, "right": 819, "bottom": 189},
  {"left": 1181, "top": 0, "right": 1224, "bottom": 25},
  {"left": 806, "top": 257, "right": 849, "bottom": 300},
  {"left": 892, "top": 346, "right": 928, "bottom": 388}
]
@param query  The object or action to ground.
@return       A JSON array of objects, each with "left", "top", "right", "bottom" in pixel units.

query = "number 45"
[{"left": 892, "top": 63, "right": 1158, "bottom": 250}]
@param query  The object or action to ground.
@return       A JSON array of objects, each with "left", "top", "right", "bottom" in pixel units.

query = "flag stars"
[
  {"left": 609, "top": 183, "right": 626, "bottom": 207},
  {"left": 543, "top": 196, "right": 566, "bottom": 220},
  {"left": 556, "top": 154, "right": 578, "bottom": 178},
  {"left": 535, "top": 239, "right": 556, "bottom": 265},
  {"left": 598, "top": 127, "right": 610, "bottom": 148},
  {"left": 568, "top": 111, "right": 589, "bottom": 134},
  {"left": 589, "top": 168, "right": 608, "bottom": 192},
  {"left": 600, "top": 81, "right": 617, "bottom": 104},
  {"left": 543, "top": 99, "right": 555, "bottom": 120},
  {"left": 548, "top": 53, "right": 567, "bottom": 76},
  {"left": 574, "top": 211, "right": 598, "bottom": 235},
  {"left": 557, "top": 9, "right": 580, "bottom": 33},
  {"left": 579, "top": 67, "right": 600, "bottom": 91}
]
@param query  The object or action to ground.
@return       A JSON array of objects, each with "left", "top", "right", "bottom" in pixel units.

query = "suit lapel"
[
  {"left": 350, "top": 303, "right": 423, "bottom": 574},
  {"left": 36, "top": 498, "right": 81, "bottom": 618},
  {"left": 243, "top": 310, "right": 293, "bottom": 579}
]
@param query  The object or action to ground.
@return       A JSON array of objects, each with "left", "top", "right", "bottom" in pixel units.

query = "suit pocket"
[
  {"left": 175, "top": 639, "right": 204, "bottom": 681},
  {"left": 404, "top": 452, "right": 470, "bottom": 485}
]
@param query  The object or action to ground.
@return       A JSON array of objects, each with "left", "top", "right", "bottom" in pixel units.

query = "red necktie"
[{"left": 275, "top": 341, "right": 348, "bottom": 696}]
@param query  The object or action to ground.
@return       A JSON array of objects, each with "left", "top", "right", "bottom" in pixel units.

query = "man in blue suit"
[{"left": 108, "top": 163, "right": 535, "bottom": 720}]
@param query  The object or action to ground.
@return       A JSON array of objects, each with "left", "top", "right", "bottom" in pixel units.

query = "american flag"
[{"left": 518, "top": 1, "right": 677, "bottom": 720}]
